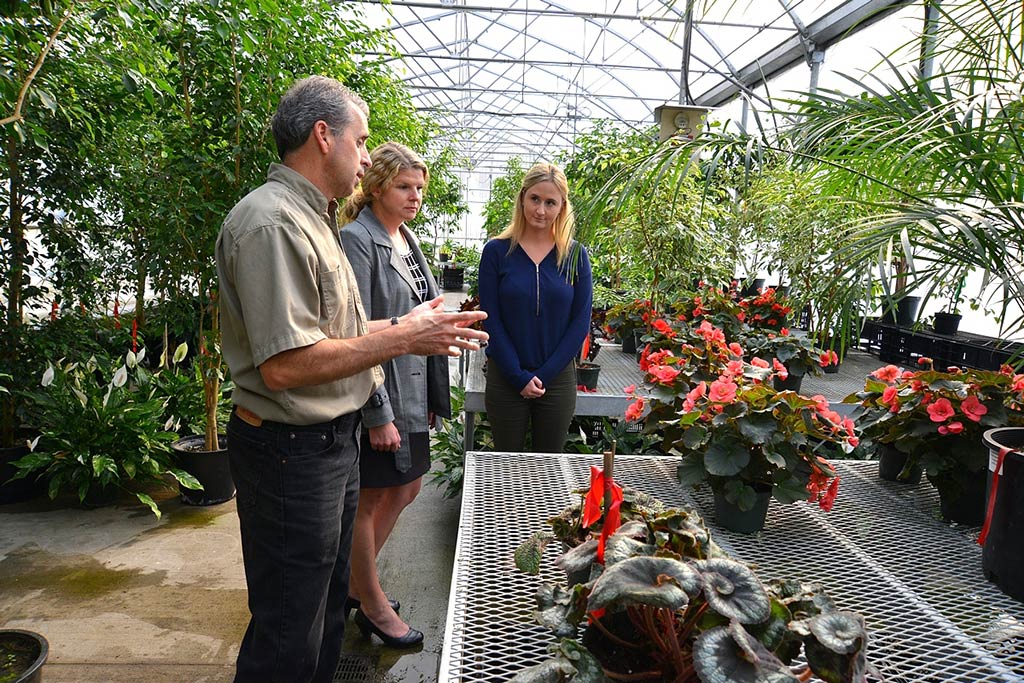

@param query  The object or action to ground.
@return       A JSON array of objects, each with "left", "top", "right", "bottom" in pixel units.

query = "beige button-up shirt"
[{"left": 216, "top": 163, "right": 383, "bottom": 425}]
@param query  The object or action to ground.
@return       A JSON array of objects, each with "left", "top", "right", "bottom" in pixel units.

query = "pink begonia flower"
[
  {"left": 649, "top": 364, "right": 681, "bottom": 385},
  {"left": 625, "top": 397, "right": 645, "bottom": 422},
  {"left": 881, "top": 386, "right": 899, "bottom": 411},
  {"left": 872, "top": 365, "right": 901, "bottom": 382},
  {"left": 751, "top": 357, "right": 770, "bottom": 368},
  {"left": 938, "top": 421, "right": 964, "bottom": 435},
  {"left": 728, "top": 342, "right": 743, "bottom": 357},
  {"left": 772, "top": 358, "right": 789, "bottom": 380},
  {"left": 709, "top": 377, "right": 737, "bottom": 403},
  {"left": 726, "top": 360, "right": 744, "bottom": 376},
  {"left": 961, "top": 395, "right": 988, "bottom": 422},
  {"left": 927, "top": 398, "right": 955, "bottom": 422}
]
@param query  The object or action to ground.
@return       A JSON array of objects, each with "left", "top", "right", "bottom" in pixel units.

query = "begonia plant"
[
  {"left": 844, "top": 359, "right": 1017, "bottom": 503},
  {"left": 632, "top": 321, "right": 856, "bottom": 512},
  {"left": 510, "top": 471, "right": 869, "bottom": 683}
]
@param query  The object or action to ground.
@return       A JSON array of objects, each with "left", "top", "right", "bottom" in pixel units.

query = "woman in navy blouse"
[{"left": 478, "top": 162, "right": 592, "bottom": 452}]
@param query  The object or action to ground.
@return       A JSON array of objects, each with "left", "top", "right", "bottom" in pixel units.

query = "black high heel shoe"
[
  {"left": 344, "top": 595, "right": 400, "bottom": 617},
  {"left": 353, "top": 609, "right": 424, "bottom": 648}
]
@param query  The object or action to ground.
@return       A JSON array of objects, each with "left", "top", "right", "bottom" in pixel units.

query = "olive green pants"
[{"left": 484, "top": 361, "right": 577, "bottom": 453}]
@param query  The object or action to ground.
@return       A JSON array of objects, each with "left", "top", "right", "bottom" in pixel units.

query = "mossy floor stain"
[
  {"left": 0, "top": 547, "right": 164, "bottom": 600},
  {"left": 156, "top": 505, "right": 232, "bottom": 531}
]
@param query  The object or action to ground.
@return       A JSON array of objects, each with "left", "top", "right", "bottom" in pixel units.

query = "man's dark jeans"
[{"left": 228, "top": 410, "right": 360, "bottom": 683}]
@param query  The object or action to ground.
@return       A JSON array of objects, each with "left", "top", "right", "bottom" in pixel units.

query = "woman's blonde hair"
[
  {"left": 340, "top": 141, "right": 429, "bottom": 223},
  {"left": 497, "top": 162, "right": 575, "bottom": 267}
]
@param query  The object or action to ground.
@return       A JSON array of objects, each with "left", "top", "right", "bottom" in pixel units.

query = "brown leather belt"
[{"left": 234, "top": 405, "right": 263, "bottom": 427}]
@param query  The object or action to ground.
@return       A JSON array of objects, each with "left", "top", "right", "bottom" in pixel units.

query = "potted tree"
[{"left": 155, "top": 343, "right": 234, "bottom": 505}]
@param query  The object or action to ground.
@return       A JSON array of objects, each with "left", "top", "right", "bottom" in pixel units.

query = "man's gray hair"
[{"left": 271, "top": 76, "right": 369, "bottom": 161}]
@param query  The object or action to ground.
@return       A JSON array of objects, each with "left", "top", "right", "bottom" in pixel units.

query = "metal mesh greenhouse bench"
[
  {"left": 461, "top": 343, "right": 646, "bottom": 451},
  {"left": 438, "top": 453, "right": 1024, "bottom": 683}
]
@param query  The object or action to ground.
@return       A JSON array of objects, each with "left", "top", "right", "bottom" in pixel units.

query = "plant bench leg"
[{"left": 464, "top": 410, "right": 476, "bottom": 453}]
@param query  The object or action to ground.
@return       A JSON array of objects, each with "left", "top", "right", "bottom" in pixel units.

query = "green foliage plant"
[
  {"left": 511, "top": 482, "right": 868, "bottom": 682},
  {"left": 11, "top": 348, "right": 200, "bottom": 517},
  {"left": 480, "top": 157, "right": 525, "bottom": 238},
  {"left": 429, "top": 386, "right": 492, "bottom": 499},
  {"left": 153, "top": 342, "right": 232, "bottom": 438}
]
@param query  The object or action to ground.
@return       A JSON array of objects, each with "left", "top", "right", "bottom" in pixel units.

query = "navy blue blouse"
[{"left": 478, "top": 238, "right": 593, "bottom": 392}]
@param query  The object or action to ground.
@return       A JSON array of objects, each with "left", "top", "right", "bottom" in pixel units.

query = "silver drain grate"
[
  {"left": 440, "top": 453, "right": 1024, "bottom": 683},
  {"left": 333, "top": 653, "right": 377, "bottom": 683}
]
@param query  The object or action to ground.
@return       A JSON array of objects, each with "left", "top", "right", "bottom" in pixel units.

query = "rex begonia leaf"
[
  {"left": 556, "top": 539, "right": 598, "bottom": 575},
  {"left": 507, "top": 657, "right": 578, "bottom": 682},
  {"left": 556, "top": 638, "right": 608, "bottom": 682},
  {"left": 659, "top": 511, "right": 713, "bottom": 558},
  {"left": 515, "top": 530, "right": 556, "bottom": 575},
  {"left": 587, "top": 556, "right": 701, "bottom": 611},
  {"left": 603, "top": 534, "right": 654, "bottom": 567},
  {"left": 803, "top": 611, "right": 869, "bottom": 683},
  {"left": 535, "top": 584, "right": 578, "bottom": 637},
  {"left": 705, "top": 440, "right": 751, "bottom": 477},
  {"left": 692, "top": 623, "right": 800, "bottom": 683},
  {"left": 694, "top": 558, "right": 771, "bottom": 624},
  {"left": 737, "top": 412, "right": 778, "bottom": 445}
]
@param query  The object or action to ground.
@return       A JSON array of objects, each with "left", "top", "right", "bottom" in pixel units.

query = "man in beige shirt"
[{"left": 215, "top": 76, "right": 486, "bottom": 683}]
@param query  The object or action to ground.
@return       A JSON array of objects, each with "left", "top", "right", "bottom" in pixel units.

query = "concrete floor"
[{"left": 0, "top": 467, "right": 461, "bottom": 683}]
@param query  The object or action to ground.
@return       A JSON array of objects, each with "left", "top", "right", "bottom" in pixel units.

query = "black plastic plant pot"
[
  {"left": 0, "top": 436, "right": 45, "bottom": 505},
  {"left": 0, "top": 629, "right": 48, "bottom": 683},
  {"left": 619, "top": 331, "right": 637, "bottom": 355},
  {"left": 172, "top": 435, "right": 235, "bottom": 506},
  {"left": 877, "top": 444, "right": 922, "bottom": 485},
  {"left": 934, "top": 468, "right": 987, "bottom": 525},
  {"left": 980, "top": 427, "right": 1024, "bottom": 602},
  {"left": 772, "top": 373, "right": 803, "bottom": 394},
  {"left": 712, "top": 487, "right": 770, "bottom": 534},
  {"left": 576, "top": 363, "right": 600, "bottom": 391},
  {"left": 932, "top": 311, "right": 962, "bottom": 336}
]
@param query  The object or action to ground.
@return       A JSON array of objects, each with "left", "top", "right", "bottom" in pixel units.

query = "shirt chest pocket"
[{"left": 320, "top": 265, "right": 356, "bottom": 338}]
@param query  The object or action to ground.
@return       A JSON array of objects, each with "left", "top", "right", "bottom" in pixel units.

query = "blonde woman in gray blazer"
[{"left": 338, "top": 142, "right": 450, "bottom": 648}]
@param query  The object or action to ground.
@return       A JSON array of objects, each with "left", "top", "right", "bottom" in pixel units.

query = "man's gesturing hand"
[{"left": 400, "top": 296, "right": 488, "bottom": 357}]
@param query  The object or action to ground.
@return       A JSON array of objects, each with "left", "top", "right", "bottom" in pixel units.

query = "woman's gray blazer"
[{"left": 340, "top": 206, "right": 452, "bottom": 473}]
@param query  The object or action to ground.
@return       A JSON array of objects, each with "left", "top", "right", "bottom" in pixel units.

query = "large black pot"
[
  {"left": 885, "top": 295, "right": 921, "bottom": 327},
  {"left": 0, "top": 435, "right": 45, "bottom": 505},
  {"left": 0, "top": 629, "right": 48, "bottom": 683},
  {"left": 980, "top": 428, "right": 1024, "bottom": 602},
  {"left": 172, "top": 435, "right": 235, "bottom": 506},
  {"left": 932, "top": 311, "right": 962, "bottom": 335},
  {"left": 772, "top": 373, "right": 803, "bottom": 394}
]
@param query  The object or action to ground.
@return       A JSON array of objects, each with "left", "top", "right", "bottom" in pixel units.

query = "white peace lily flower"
[
  {"left": 112, "top": 365, "right": 128, "bottom": 388},
  {"left": 137, "top": 347, "right": 146, "bottom": 363},
  {"left": 29, "top": 435, "right": 41, "bottom": 451},
  {"left": 72, "top": 387, "right": 87, "bottom": 407},
  {"left": 103, "top": 383, "right": 113, "bottom": 408},
  {"left": 126, "top": 350, "right": 137, "bottom": 368},
  {"left": 173, "top": 342, "right": 188, "bottom": 365},
  {"left": 41, "top": 366, "right": 55, "bottom": 387}
]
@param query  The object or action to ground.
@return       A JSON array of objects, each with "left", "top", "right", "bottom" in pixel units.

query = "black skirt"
[{"left": 359, "top": 431, "right": 430, "bottom": 488}]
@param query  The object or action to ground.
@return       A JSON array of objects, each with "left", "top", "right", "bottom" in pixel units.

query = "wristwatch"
[{"left": 390, "top": 316, "right": 400, "bottom": 326}]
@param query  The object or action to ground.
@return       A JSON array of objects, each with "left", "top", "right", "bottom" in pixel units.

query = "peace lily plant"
[{"left": 12, "top": 349, "right": 200, "bottom": 517}]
